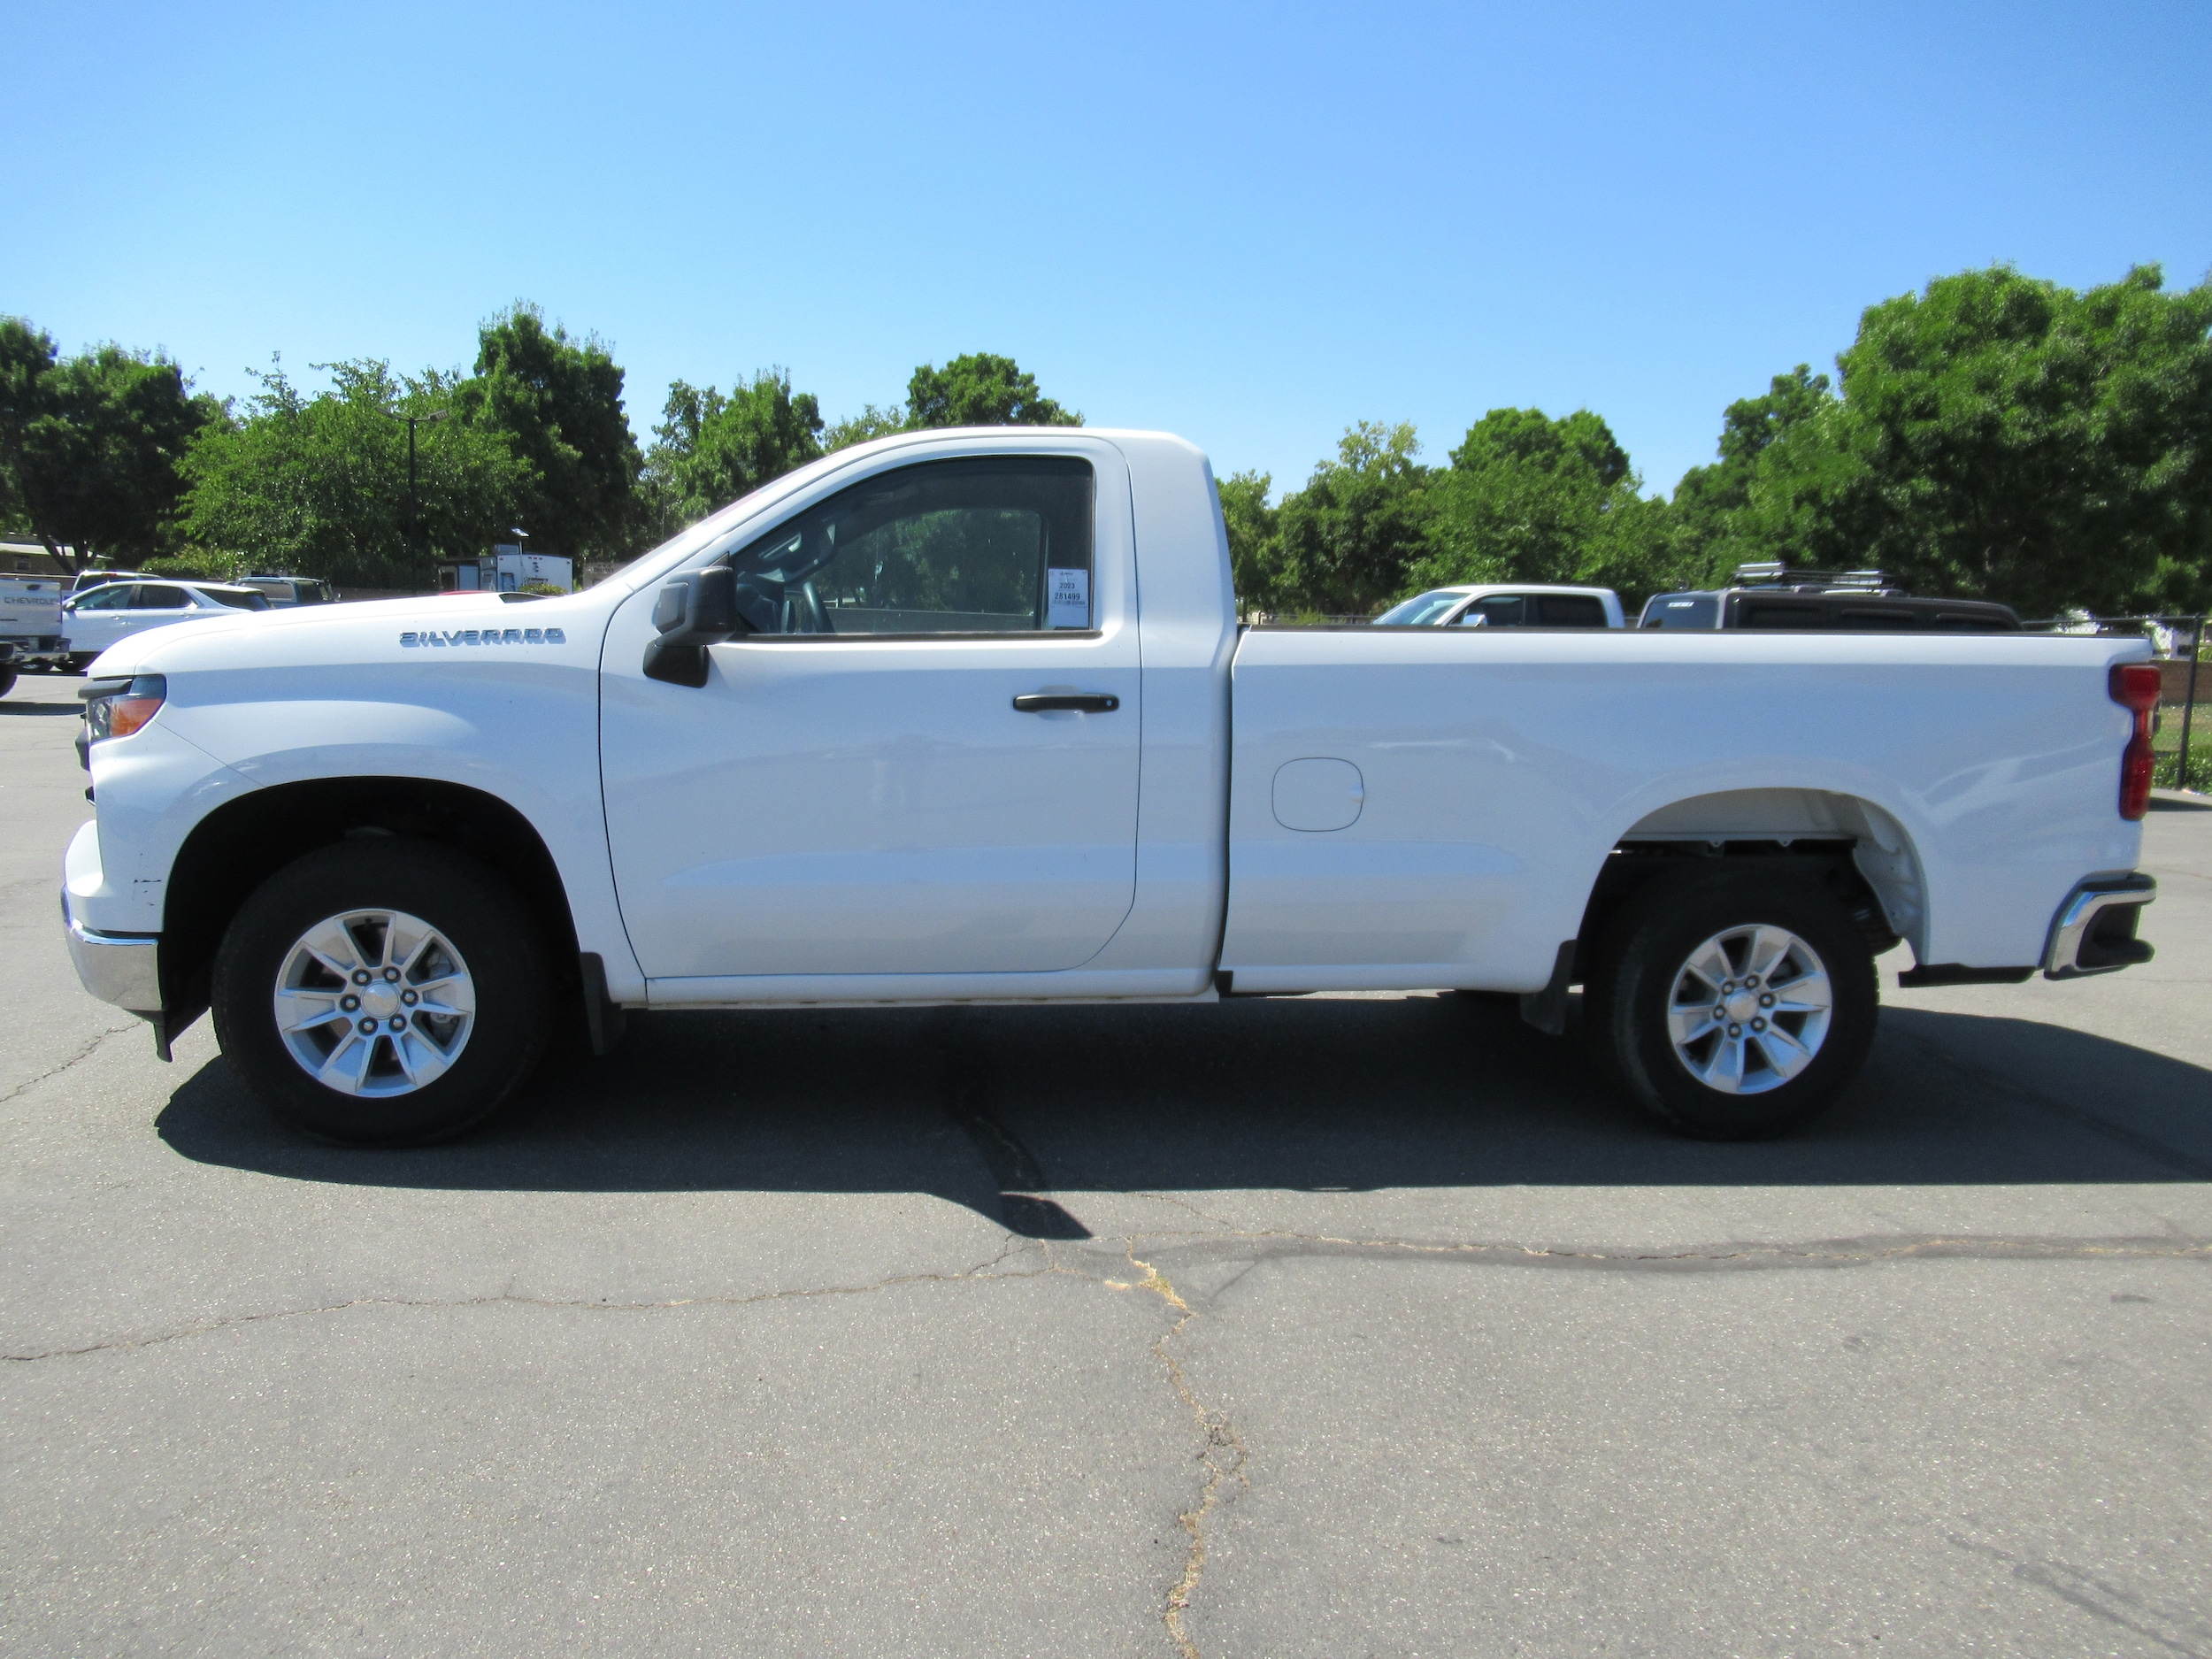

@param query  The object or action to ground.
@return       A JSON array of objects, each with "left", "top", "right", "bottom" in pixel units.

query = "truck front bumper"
[
  {"left": 62, "top": 895, "right": 163, "bottom": 1016},
  {"left": 2043, "top": 873, "right": 2156, "bottom": 979}
]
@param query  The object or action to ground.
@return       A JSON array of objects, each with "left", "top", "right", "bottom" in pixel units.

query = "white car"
[
  {"left": 1375, "top": 583, "right": 1625, "bottom": 628},
  {"left": 61, "top": 428, "right": 2157, "bottom": 1147},
  {"left": 62, "top": 579, "right": 271, "bottom": 666}
]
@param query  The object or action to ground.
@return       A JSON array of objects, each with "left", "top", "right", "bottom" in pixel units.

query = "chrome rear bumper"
[{"left": 2043, "top": 874, "right": 2156, "bottom": 979}]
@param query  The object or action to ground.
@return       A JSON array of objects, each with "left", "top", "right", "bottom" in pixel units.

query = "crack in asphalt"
[
  {"left": 0, "top": 1021, "right": 138, "bottom": 1107},
  {"left": 926, "top": 1026, "right": 1248, "bottom": 1655},
  {"left": 1122, "top": 1228, "right": 2212, "bottom": 1275},
  {"left": 1118, "top": 1245, "right": 1248, "bottom": 1659},
  {"left": 1, "top": 1236, "right": 1046, "bottom": 1363}
]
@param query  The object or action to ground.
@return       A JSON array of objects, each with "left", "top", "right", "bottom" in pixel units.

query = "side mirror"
[{"left": 643, "top": 566, "right": 747, "bottom": 687}]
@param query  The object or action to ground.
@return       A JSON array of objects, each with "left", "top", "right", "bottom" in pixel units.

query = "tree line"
[
  {"left": 1228, "top": 264, "right": 2212, "bottom": 621},
  {"left": 0, "top": 303, "right": 1076, "bottom": 587},
  {"left": 4, "top": 264, "right": 2208, "bottom": 618}
]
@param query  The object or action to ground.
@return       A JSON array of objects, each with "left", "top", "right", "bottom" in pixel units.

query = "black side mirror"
[{"left": 643, "top": 566, "right": 747, "bottom": 687}]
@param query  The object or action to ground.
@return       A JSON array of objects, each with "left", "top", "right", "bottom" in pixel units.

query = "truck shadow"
[{"left": 155, "top": 996, "right": 2212, "bottom": 1235}]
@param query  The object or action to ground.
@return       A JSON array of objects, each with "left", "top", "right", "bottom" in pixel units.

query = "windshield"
[
  {"left": 1375, "top": 590, "right": 1467, "bottom": 626},
  {"left": 1640, "top": 594, "right": 1719, "bottom": 628},
  {"left": 204, "top": 589, "right": 271, "bottom": 611}
]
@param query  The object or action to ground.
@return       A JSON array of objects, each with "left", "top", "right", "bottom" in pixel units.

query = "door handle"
[{"left": 1012, "top": 692, "right": 1120, "bottom": 713}]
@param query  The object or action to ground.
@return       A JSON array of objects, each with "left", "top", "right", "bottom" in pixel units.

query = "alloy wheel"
[{"left": 271, "top": 908, "right": 476, "bottom": 1096}]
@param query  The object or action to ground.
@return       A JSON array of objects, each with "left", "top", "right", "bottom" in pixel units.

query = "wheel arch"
[
  {"left": 1571, "top": 787, "right": 1930, "bottom": 972},
  {"left": 161, "top": 776, "right": 583, "bottom": 1020}
]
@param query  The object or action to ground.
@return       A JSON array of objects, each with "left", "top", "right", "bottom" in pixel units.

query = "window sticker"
[{"left": 1047, "top": 567, "right": 1091, "bottom": 630}]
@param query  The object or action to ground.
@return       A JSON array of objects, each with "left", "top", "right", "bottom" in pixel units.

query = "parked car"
[
  {"left": 240, "top": 573, "right": 339, "bottom": 606},
  {"left": 61, "top": 579, "right": 271, "bottom": 667},
  {"left": 1375, "top": 584, "right": 1625, "bottom": 628},
  {"left": 1640, "top": 565, "right": 2021, "bottom": 633},
  {"left": 63, "top": 429, "right": 2156, "bottom": 1148}
]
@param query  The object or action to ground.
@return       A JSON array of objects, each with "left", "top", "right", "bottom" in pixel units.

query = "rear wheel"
[
  {"left": 0, "top": 669, "right": 17, "bottom": 697},
  {"left": 1585, "top": 866, "right": 1878, "bottom": 1139},
  {"left": 212, "top": 840, "right": 552, "bottom": 1144}
]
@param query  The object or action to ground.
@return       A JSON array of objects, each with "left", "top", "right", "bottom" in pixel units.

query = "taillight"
[{"left": 2110, "top": 663, "right": 2162, "bottom": 820}]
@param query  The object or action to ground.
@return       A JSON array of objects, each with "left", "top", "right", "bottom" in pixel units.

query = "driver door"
[{"left": 601, "top": 444, "right": 1142, "bottom": 983}]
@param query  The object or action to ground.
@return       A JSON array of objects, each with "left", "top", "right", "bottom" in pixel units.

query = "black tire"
[
  {"left": 1584, "top": 865, "right": 1878, "bottom": 1140},
  {"left": 0, "top": 669, "right": 16, "bottom": 697},
  {"left": 212, "top": 839, "right": 552, "bottom": 1145}
]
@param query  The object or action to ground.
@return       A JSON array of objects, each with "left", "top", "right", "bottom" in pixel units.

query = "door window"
[
  {"left": 71, "top": 585, "right": 132, "bottom": 611},
  {"left": 724, "top": 457, "right": 1094, "bottom": 635},
  {"left": 1534, "top": 594, "right": 1608, "bottom": 627},
  {"left": 1455, "top": 595, "right": 1526, "bottom": 627},
  {"left": 129, "top": 584, "right": 189, "bottom": 610},
  {"left": 1375, "top": 589, "right": 1468, "bottom": 626}
]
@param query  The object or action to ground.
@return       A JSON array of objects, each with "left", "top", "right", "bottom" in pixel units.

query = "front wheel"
[
  {"left": 1585, "top": 867, "right": 1878, "bottom": 1140},
  {"left": 212, "top": 840, "right": 552, "bottom": 1144}
]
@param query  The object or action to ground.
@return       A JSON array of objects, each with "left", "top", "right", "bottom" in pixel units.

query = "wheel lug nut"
[
  {"left": 401, "top": 990, "right": 418, "bottom": 1006},
  {"left": 352, "top": 970, "right": 372, "bottom": 986},
  {"left": 1728, "top": 1023, "right": 1742, "bottom": 1037},
  {"left": 1722, "top": 981, "right": 1734, "bottom": 993},
  {"left": 1751, "top": 1017, "right": 1766, "bottom": 1032},
  {"left": 384, "top": 967, "right": 401, "bottom": 982},
  {"left": 389, "top": 1017, "right": 406, "bottom": 1032},
  {"left": 1760, "top": 993, "right": 1774, "bottom": 1008},
  {"left": 1745, "top": 975, "right": 1759, "bottom": 988},
  {"left": 341, "top": 995, "right": 359, "bottom": 1011},
  {"left": 357, "top": 1018, "right": 377, "bottom": 1034}
]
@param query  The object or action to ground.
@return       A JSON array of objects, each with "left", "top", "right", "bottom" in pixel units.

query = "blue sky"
[{"left": 7, "top": 1, "right": 2208, "bottom": 499}]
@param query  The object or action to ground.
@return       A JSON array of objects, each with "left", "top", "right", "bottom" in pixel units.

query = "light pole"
[{"left": 382, "top": 408, "right": 449, "bottom": 581}]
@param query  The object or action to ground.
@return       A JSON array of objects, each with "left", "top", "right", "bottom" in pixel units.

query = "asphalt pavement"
[{"left": 4, "top": 668, "right": 2208, "bottom": 1658}]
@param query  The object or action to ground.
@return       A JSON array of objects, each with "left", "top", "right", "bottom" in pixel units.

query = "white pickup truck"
[{"left": 60, "top": 428, "right": 2162, "bottom": 1146}]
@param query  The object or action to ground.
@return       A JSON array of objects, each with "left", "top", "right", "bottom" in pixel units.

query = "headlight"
[{"left": 81, "top": 674, "right": 166, "bottom": 743}]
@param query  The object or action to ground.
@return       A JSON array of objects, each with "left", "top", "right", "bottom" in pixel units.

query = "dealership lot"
[{"left": 4, "top": 672, "right": 2208, "bottom": 1657}]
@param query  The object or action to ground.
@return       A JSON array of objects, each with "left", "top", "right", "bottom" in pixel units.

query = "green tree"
[
  {"left": 1275, "top": 421, "right": 1432, "bottom": 616},
  {"left": 0, "top": 317, "right": 222, "bottom": 572},
  {"left": 1409, "top": 407, "right": 1689, "bottom": 606},
  {"left": 182, "top": 359, "right": 529, "bottom": 588},
  {"left": 826, "top": 403, "right": 907, "bottom": 451},
  {"left": 1667, "top": 365, "right": 1844, "bottom": 582},
  {"left": 1679, "top": 267, "right": 2212, "bottom": 615},
  {"left": 1216, "top": 469, "right": 1285, "bottom": 615},
  {"left": 455, "top": 303, "right": 642, "bottom": 562},
  {"left": 1822, "top": 264, "right": 2212, "bottom": 615},
  {"left": 904, "top": 352, "right": 1080, "bottom": 428},
  {"left": 641, "top": 369, "right": 824, "bottom": 536}
]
